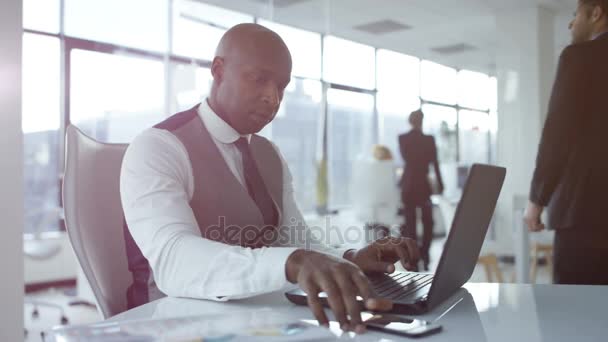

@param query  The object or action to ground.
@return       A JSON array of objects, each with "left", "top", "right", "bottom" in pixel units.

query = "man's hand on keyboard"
[
  {"left": 285, "top": 250, "right": 393, "bottom": 333},
  {"left": 344, "top": 237, "right": 421, "bottom": 274}
]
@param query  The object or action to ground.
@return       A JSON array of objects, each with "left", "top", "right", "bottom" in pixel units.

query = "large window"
[
  {"left": 172, "top": 0, "right": 253, "bottom": 60},
  {"left": 421, "top": 60, "right": 458, "bottom": 105},
  {"left": 327, "top": 89, "right": 375, "bottom": 207},
  {"left": 23, "top": 0, "right": 60, "bottom": 33},
  {"left": 270, "top": 79, "right": 323, "bottom": 212},
  {"left": 421, "top": 104, "right": 459, "bottom": 198},
  {"left": 240, "top": 19, "right": 324, "bottom": 212},
  {"left": 377, "top": 92, "right": 421, "bottom": 164},
  {"left": 258, "top": 20, "right": 322, "bottom": 80},
  {"left": 417, "top": 63, "right": 495, "bottom": 198},
  {"left": 70, "top": 50, "right": 165, "bottom": 143},
  {"left": 457, "top": 70, "right": 492, "bottom": 110},
  {"left": 22, "top": 33, "right": 61, "bottom": 234},
  {"left": 459, "top": 110, "right": 491, "bottom": 165},
  {"left": 22, "top": 0, "right": 498, "bottom": 232},
  {"left": 65, "top": 0, "right": 169, "bottom": 53},
  {"left": 421, "top": 104, "right": 458, "bottom": 163},
  {"left": 170, "top": 64, "right": 213, "bottom": 113},
  {"left": 377, "top": 49, "right": 421, "bottom": 162},
  {"left": 323, "top": 36, "right": 375, "bottom": 90}
]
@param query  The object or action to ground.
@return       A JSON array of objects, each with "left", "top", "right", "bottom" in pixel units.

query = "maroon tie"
[{"left": 234, "top": 138, "right": 278, "bottom": 246}]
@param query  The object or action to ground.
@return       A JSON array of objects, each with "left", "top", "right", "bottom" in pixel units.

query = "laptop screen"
[{"left": 427, "top": 164, "right": 506, "bottom": 308}]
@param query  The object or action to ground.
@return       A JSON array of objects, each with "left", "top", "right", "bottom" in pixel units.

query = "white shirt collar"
[
  {"left": 197, "top": 98, "right": 251, "bottom": 144},
  {"left": 593, "top": 30, "right": 608, "bottom": 40}
]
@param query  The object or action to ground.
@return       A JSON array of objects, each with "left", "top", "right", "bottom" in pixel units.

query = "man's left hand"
[
  {"left": 345, "top": 237, "right": 420, "bottom": 274},
  {"left": 524, "top": 201, "right": 545, "bottom": 232}
]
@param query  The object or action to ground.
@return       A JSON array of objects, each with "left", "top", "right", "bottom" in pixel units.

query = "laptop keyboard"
[{"left": 370, "top": 273, "right": 434, "bottom": 301}]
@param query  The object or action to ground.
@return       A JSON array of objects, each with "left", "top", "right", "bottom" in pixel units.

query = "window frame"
[{"left": 22, "top": 0, "right": 497, "bottom": 234}]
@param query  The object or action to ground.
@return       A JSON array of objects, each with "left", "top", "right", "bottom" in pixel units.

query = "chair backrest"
[{"left": 63, "top": 125, "right": 130, "bottom": 319}]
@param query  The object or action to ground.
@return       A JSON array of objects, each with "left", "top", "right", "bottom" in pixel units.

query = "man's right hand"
[{"left": 285, "top": 250, "right": 392, "bottom": 333}]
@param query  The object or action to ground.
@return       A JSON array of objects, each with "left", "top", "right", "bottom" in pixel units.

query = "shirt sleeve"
[
  {"left": 120, "top": 128, "right": 298, "bottom": 301},
  {"left": 529, "top": 45, "right": 588, "bottom": 206},
  {"left": 269, "top": 142, "right": 353, "bottom": 259}
]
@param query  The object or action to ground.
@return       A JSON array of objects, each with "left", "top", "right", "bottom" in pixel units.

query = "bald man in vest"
[{"left": 120, "top": 24, "right": 419, "bottom": 333}]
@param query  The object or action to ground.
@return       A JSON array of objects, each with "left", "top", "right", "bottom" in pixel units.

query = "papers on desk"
[{"left": 44, "top": 309, "right": 337, "bottom": 342}]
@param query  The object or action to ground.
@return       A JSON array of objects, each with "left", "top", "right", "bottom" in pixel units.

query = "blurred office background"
[{"left": 1, "top": 0, "right": 580, "bottom": 339}]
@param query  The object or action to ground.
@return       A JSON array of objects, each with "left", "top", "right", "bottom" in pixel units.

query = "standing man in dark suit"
[
  {"left": 399, "top": 110, "right": 444, "bottom": 271},
  {"left": 525, "top": 0, "right": 608, "bottom": 285}
]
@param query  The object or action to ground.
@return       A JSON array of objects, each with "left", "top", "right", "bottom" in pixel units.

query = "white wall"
[
  {"left": 493, "top": 5, "right": 557, "bottom": 253},
  {"left": 0, "top": 0, "right": 24, "bottom": 340}
]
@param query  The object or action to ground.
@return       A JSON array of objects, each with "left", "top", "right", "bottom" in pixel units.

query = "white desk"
[{"left": 109, "top": 283, "right": 608, "bottom": 341}]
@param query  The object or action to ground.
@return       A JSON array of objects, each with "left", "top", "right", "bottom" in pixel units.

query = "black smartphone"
[{"left": 364, "top": 314, "right": 442, "bottom": 338}]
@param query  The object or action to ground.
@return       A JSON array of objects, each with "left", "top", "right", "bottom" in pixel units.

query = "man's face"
[
  {"left": 215, "top": 47, "right": 292, "bottom": 135},
  {"left": 570, "top": 2, "right": 596, "bottom": 44}
]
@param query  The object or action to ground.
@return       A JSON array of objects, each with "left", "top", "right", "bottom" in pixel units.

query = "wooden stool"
[
  {"left": 477, "top": 253, "right": 504, "bottom": 283},
  {"left": 530, "top": 243, "right": 553, "bottom": 283}
]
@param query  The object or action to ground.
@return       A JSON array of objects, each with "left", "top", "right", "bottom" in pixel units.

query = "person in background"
[
  {"left": 525, "top": 0, "right": 608, "bottom": 285},
  {"left": 399, "top": 110, "right": 444, "bottom": 271},
  {"left": 373, "top": 144, "right": 393, "bottom": 161}
]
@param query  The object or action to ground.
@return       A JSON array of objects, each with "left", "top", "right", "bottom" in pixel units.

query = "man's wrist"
[
  {"left": 528, "top": 200, "right": 544, "bottom": 210},
  {"left": 285, "top": 249, "right": 307, "bottom": 284}
]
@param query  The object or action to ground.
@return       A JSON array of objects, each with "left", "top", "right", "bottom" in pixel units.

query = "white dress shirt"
[{"left": 120, "top": 99, "right": 349, "bottom": 301}]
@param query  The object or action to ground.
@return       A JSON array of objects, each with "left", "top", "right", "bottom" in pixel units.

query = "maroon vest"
[{"left": 124, "top": 105, "right": 283, "bottom": 309}]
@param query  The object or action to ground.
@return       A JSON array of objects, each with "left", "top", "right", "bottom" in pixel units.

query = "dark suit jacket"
[
  {"left": 399, "top": 130, "right": 444, "bottom": 204},
  {"left": 530, "top": 33, "right": 608, "bottom": 231}
]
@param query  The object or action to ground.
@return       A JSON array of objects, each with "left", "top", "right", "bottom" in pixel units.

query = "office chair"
[{"left": 62, "top": 125, "right": 131, "bottom": 319}]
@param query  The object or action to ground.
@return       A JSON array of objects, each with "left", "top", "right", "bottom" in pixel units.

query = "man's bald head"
[
  {"left": 207, "top": 24, "right": 292, "bottom": 135},
  {"left": 409, "top": 110, "right": 424, "bottom": 130},
  {"left": 215, "top": 23, "right": 291, "bottom": 62}
]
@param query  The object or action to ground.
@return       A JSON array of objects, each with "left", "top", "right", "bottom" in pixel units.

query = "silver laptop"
[{"left": 286, "top": 164, "right": 506, "bottom": 314}]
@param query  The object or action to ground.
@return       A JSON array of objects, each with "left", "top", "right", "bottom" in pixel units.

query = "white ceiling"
[{"left": 199, "top": 0, "right": 577, "bottom": 75}]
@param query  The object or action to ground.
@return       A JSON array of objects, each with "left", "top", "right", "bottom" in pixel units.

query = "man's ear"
[
  {"left": 211, "top": 56, "right": 224, "bottom": 83},
  {"left": 591, "top": 5, "right": 603, "bottom": 23}
]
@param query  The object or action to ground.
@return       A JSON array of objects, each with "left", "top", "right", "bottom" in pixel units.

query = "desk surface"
[{"left": 110, "top": 283, "right": 608, "bottom": 341}]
